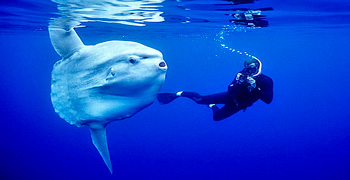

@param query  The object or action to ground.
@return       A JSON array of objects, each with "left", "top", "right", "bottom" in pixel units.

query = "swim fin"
[{"left": 157, "top": 93, "right": 179, "bottom": 104}]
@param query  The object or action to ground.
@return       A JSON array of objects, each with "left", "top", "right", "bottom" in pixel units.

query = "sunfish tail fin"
[
  {"left": 48, "top": 27, "right": 84, "bottom": 58},
  {"left": 90, "top": 127, "right": 113, "bottom": 174},
  {"left": 157, "top": 93, "right": 179, "bottom": 104}
]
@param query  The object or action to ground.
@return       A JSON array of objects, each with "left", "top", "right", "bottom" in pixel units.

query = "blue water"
[{"left": 1, "top": 0, "right": 350, "bottom": 179}]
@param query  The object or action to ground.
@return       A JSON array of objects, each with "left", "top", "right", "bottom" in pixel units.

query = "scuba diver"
[{"left": 157, "top": 58, "right": 273, "bottom": 121}]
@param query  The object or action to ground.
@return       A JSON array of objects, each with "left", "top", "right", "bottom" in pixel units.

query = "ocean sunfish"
[{"left": 49, "top": 27, "right": 167, "bottom": 173}]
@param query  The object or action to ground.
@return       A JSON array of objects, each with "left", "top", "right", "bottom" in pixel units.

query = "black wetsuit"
[{"left": 181, "top": 74, "right": 273, "bottom": 121}]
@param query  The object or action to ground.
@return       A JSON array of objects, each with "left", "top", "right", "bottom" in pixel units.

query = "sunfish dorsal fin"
[
  {"left": 48, "top": 27, "right": 84, "bottom": 58},
  {"left": 90, "top": 127, "right": 113, "bottom": 174}
]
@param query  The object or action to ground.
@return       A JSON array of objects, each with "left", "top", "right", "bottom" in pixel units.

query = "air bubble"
[{"left": 215, "top": 25, "right": 260, "bottom": 60}]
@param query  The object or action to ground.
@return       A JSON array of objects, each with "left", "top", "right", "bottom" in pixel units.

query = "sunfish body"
[{"left": 49, "top": 27, "right": 167, "bottom": 173}]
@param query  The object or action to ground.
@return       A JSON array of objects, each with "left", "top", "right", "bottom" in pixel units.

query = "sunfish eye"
[{"left": 129, "top": 58, "right": 136, "bottom": 64}]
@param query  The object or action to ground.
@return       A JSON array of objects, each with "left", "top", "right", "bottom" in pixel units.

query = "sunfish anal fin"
[{"left": 90, "top": 127, "right": 113, "bottom": 174}]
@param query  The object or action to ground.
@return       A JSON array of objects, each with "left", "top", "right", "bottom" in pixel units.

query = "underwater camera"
[{"left": 237, "top": 67, "right": 255, "bottom": 83}]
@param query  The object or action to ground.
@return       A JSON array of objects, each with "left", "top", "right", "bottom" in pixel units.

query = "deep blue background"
[{"left": 1, "top": 1, "right": 350, "bottom": 179}]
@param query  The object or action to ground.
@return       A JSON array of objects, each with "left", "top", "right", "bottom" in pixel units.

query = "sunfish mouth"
[{"left": 159, "top": 61, "right": 166, "bottom": 67}]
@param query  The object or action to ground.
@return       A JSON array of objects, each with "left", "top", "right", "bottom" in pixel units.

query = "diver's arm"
[{"left": 257, "top": 76, "right": 273, "bottom": 104}]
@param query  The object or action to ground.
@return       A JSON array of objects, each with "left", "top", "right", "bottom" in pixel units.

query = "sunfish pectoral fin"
[
  {"left": 90, "top": 127, "right": 113, "bottom": 174},
  {"left": 48, "top": 27, "right": 84, "bottom": 59}
]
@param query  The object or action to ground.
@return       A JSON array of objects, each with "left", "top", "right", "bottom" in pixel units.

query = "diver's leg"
[
  {"left": 178, "top": 91, "right": 203, "bottom": 103},
  {"left": 177, "top": 91, "right": 234, "bottom": 105},
  {"left": 211, "top": 104, "right": 241, "bottom": 121},
  {"left": 158, "top": 91, "right": 207, "bottom": 104},
  {"left": 196, "top": 92, "right": 234, "bottom": 104},
  {"left": 179, "top": 91, "right": 233, "bottom": 104}
]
